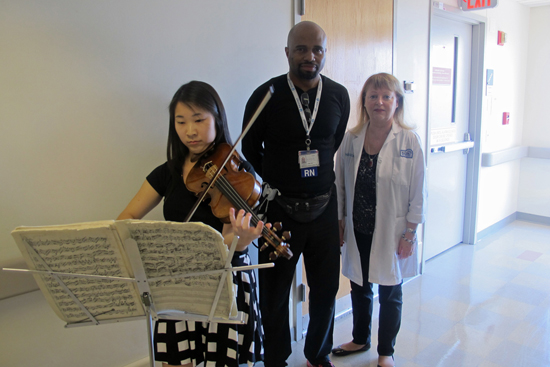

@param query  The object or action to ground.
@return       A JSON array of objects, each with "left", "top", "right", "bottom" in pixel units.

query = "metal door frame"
[
  {"left": 291, "top": 1, "right": 304, "bottom": 343},
  {"left": 424, "top": 3, "right": 485, "bottom": 268}
]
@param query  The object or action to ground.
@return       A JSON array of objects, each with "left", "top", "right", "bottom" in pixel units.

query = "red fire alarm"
[
  {"left": 498, "top": 31, "right": 506, "bottom": 46},
  {"left": 503, "top": 112, "right": 510, "bottom": 125}
]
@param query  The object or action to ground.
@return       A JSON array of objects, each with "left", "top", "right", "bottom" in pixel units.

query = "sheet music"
[
  {"left": 11, "top": 221, "right": 145, "bottom": 324},
  {"left": 121, "top": 221, "right": 236, "bottom": 319}
]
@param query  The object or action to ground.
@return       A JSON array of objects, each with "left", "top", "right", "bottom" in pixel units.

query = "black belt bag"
[{"left": 275, "top": 188, "right": 332, "bottom": 223}]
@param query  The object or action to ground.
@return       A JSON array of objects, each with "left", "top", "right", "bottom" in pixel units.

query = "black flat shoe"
[{"left": 331, "top": 343, "right": 370, "bottom": 357}]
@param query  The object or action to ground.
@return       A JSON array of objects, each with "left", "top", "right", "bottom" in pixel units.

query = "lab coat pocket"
[{"left": 391, "top": 156, "right": 413, "bottom": 186}]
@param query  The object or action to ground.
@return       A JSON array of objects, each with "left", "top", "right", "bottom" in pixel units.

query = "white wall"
[
  {"left": 518, "top": 157, "right": 550, "bottom": 217},
  {"left": 466, "top": 0, "right": 531, "bottom": 231},
  {"left": 518, "top": 5, "right": 550, "bottom": 218},
  {"left": 521, "top": 6, "right": 550, "bottom": 148},
  {"left": 0, "top": 1, "right": 292, "bottom": 366}
]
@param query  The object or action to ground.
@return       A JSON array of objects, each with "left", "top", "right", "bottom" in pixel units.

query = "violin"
[{"left": 185, "top": 143, "right": 293, "bottom": 261}]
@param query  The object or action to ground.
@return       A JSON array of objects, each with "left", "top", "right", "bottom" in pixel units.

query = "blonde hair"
[{"left": 351, "top": 73, "right": 413, "bottom": 134}]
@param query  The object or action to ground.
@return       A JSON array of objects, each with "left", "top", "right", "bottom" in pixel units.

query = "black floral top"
[{"left": 353, "top": 149, "right": 378, "bottom": 235}]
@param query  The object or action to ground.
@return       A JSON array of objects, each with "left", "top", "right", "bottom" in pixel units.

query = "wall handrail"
[{"left": 481, "top": 146, "right": 550, "bottom": 166}]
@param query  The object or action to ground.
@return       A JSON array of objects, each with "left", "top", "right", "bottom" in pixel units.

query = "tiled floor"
[{"left": 258, "top": 220, "right": 550, "bottom": 367}]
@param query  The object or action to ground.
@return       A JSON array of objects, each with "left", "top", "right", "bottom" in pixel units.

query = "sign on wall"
[{"left": 458, "top": 0, "right": 498, "bottom": 11}]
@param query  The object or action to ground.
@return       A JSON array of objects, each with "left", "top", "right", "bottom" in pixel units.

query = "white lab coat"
[{"left": 335, "top": 122, "right": 427, "bottom": 286}]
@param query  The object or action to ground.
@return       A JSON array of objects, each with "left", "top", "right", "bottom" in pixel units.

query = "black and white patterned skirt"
[{"left": 154, "top": 251, "right": 264, "bottom": 366}]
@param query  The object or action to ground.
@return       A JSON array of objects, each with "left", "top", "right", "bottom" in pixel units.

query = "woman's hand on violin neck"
[{"left": 223, "top": 208, "right": 269, "bottom": 251}]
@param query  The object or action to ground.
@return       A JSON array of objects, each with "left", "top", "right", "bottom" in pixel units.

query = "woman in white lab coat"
[{"left": 333, "top": 73, "right": 427, "bottom": 367}]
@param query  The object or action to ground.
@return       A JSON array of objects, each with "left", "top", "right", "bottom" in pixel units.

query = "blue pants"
[
  {"left": 352, "top": 230, "right": 402, "bottom": 357},
  {"left": 259, "top": 190, "right": 340, "bottom": 367}
]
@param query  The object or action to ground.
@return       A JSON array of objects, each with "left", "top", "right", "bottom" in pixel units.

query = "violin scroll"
[{"left": 260, "top": 222, "right": 292, "bottom": 260}]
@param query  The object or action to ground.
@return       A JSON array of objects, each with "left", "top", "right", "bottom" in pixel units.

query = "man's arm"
[{"left": 241, "top": 88, "right": 267, "bottom": 178}]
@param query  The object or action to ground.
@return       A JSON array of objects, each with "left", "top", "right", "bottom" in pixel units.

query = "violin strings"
[
  {"left": 215, "top": 175, "right": 279, "bottom": 243},
  {"left": 216, "top": 178, "right": 275, "bottom": 241},
  {"left": 215, "top": 175, "right": 263, "bottom": 224}
]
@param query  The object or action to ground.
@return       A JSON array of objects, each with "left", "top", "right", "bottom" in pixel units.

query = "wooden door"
[{"left": 300, "top": 0, "right": 393, "bottom": 317}]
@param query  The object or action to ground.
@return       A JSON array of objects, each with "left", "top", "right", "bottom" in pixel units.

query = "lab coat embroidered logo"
[{"left": 400, "top": 149, "right": 413, "bottom": 158}]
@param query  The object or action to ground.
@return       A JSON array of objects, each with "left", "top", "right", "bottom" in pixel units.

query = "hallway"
[{"left": 280, "top": 220, "right": 550, "bottom": 366}]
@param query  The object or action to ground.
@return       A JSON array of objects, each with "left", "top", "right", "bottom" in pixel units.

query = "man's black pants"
[{"left": 259, "top": 189, "right": 340, "bottom": 366}]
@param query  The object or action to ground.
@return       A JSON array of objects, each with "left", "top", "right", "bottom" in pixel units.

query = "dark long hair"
[{"left": 166, "top": 81, "right": 232, "bottom": 178}]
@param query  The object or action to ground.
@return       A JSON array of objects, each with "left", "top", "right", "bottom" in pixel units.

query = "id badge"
[{"left": 298, "top": 150, "right": 319, "bottom": 178}]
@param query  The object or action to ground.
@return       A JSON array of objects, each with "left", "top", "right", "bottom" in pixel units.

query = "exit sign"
[{"left": 459, "top": 0, "right": 498, "bottom": 11}]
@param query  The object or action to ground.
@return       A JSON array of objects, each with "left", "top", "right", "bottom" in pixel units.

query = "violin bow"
[{"left": 184, "top": 85, "right": 274, "bottom": 223}]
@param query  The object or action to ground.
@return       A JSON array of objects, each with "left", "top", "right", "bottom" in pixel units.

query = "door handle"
[{"left": 430, "top": 141, "right": 474, "bottom": 153}]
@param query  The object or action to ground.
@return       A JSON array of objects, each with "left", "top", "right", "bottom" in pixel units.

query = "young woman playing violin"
[{"left": 117, "top": 81, "right": 265, "bottom": 367}]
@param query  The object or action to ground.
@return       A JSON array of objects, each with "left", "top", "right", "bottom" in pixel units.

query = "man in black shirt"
[{"left": 242, "top": 21, "right": 350, "bottom": 367}]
